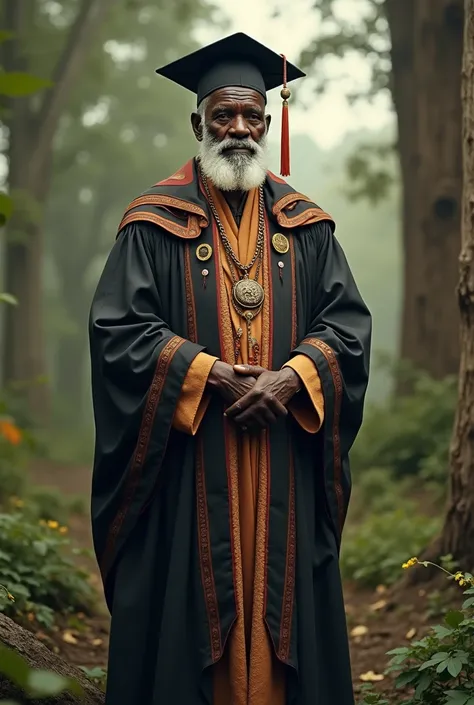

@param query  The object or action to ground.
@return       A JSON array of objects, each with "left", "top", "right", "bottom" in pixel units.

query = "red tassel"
[{"left": 280, "top": 54, "right": 291, "bottom": 177}]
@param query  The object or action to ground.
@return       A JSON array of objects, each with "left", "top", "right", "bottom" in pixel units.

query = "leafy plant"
[
  {"left": 0, "top": 642, "right": 83, "bottom": 703},
  {"left": 385, "top": 560, "right": 474, "bottom": 704},
  {"left": 341, "top": 509, "right": 440, "bottom": 587},
  {"left": 351, "top": 366, "right": 456, "bottom": 483},
  {"left": 358, "top": 561, "right": 474, "bottom": 705},
  {"left": 0, "top": 511, "right": 94, "bottom": 628}
]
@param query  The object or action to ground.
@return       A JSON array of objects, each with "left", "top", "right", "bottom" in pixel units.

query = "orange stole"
[{"left": 172, "top": 186, "right": 325, "bottom": 705}]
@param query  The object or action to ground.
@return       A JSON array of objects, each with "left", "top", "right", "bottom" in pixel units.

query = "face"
[{"left": 191, "top": 87, "right": 272, "bottom": 192}]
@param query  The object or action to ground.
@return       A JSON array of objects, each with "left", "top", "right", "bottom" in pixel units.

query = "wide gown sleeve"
[
  {"left": 89, "top": 223, "right": 208, "bottom": 580},
  {"left": 283, "top": 354, "right": 325, "bottom": 434},
  {"left": 172, "top": 352, "right": 218, "bottom": 435}
]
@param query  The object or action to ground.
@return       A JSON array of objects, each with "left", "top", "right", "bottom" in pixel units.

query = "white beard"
[{"left": 198, "top": 125, "right": 269, "bottom": 192}]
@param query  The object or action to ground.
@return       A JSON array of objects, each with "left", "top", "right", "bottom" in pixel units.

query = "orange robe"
[{"left": 173, "top": 185, "right": 325, "bottom": 705}]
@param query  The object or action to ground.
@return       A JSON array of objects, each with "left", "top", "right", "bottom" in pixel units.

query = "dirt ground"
[{"left": 27, "top": 460, "right": 458, "bottom": 701}]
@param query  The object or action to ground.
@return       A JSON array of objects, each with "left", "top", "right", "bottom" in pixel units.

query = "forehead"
[{"left": 206, "top": 86, "right": 266, "bottom": 111}]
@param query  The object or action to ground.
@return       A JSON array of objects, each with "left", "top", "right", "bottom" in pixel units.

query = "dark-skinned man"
[{"left": 89, "top": 32, "right": 371, "bottom": 705}]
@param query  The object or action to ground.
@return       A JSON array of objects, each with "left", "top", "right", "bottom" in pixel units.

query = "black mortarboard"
[
  {"left": 155, "top": 33, "right": 306, "bottom": 176},
  {"left": 155, "top": 32, "right": 305, "bottom": 106}
]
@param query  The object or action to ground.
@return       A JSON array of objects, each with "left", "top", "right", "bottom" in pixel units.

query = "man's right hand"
[{"left": 207, "top": 360, "right": 258, "bottom": 405}]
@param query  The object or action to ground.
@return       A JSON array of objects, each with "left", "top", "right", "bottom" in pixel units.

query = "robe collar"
[{"left": 117, "top": 158, "right": 335, "bottom": 240}]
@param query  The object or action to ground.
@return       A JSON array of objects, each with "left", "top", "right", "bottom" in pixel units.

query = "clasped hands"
[{"left": 207, "top": 360, "right": 302, "bottom": 431}]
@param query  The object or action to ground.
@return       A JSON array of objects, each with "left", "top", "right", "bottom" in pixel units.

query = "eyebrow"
[{"left": 211, "top": 104, "right": 264, "bottom": 115}]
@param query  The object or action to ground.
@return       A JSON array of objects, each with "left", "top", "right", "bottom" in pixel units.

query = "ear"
[
  {"left": 265, "top": 114, "right": 271, "bottom": 133},
  {"left": 191, "top": 112, "right": 203, "bottom": 142}
]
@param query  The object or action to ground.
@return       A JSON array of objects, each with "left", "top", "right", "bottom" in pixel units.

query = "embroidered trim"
[
  {"left": 289, "top": 235, "right": 297, "bottom": 350},
  {"left": 277, "top": 208, "right": 334, "bottom": 229},
  {"left": 100, "top": 336, "right": 186, "bottom": 577},
  {"left": 273, "top": 192, "right": 313, "bottom": 214},
  {"left": 302, "top": 338, "right": 344, "bottom": 531},
  {"left": 184, "top": 244, "right": 197, "bottom": 343},
  {"left": 278, "top": 455, "right": 296, "bottom": 661},
  {"left": 124, "top": 194, "right": 208, "bottom": 221},
  {"left": 196, "top": 441, "right": 222, "bottom": 660},
  {"left": 262, "top": 213, "right": 272, "bottom": 370},
  {"left": 118, "top": 212, "right": 202, "bottom": 239}
]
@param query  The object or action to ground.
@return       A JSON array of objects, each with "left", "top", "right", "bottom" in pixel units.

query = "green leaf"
[
  {"left": 445, "top": 610, "right": 465, "bottom": 629},
  {"left": 0, "top": 72, "right": 51, "bottom": 97},
  {"left": 415, "top": 672, "right": 431, "bottom": 698},
  {"left": 420, "top": 651, "right": 450, "bottom": 669},
  {"left": 0, "top": 30, "right": 14, "bottom": 43},
  {"left": 26, "top": 670, "right": 70, "bottom": 697},
  {"left": 0, "top": 293, "right": 18, "bottom": 306},
  {"left": 445, "top": 691, "right": 470, "bottom": 705},
  {"left": 0, "top": 192, "right": 13, "bottom": 224},
  {"left": 32, "top": 541, "right": 48, "bottom": 557},
  {"left": 433, "top": 624, "right": 453, "bottom": 638},
  {"left": 395, "top": 670, "right": 419, "bottom": 687},
  {"left": 436, "top": 657, "right": 451, "bottom": 674},
  {"left": 462, "top": 597, "right": 474, "bottom": 609},
  {"left": 446, "top": 657, "right": 463, "bottom": 678},
  {"left": 0, "top": 643, "right": 30, "bottom": 689},
  {"left": 387, "top": 647, "right": 410, "bottom": 656}
]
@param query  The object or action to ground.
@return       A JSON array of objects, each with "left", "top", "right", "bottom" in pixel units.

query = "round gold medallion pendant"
[{"left": 233, "top": 278, "right": 265, "bottom": 309}]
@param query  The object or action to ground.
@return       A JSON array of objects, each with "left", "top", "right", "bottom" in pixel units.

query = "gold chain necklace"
[{"left": 200, "top": 170, "right": 265, "bottom": 364}]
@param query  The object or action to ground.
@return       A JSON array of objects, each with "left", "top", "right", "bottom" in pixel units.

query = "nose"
[{"left": 228, "top": 115, "right": 250, "bottom": 139}]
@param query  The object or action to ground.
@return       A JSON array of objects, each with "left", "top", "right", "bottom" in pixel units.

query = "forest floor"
[{"left": 27, "top": 460, "right": 458, "bottom": 701}]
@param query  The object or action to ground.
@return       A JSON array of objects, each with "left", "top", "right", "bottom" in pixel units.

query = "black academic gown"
[{"left": 89, "top": 158, "right": 372, "bottom": 705}]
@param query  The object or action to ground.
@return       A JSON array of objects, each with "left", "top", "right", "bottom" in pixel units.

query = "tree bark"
[
  {"left": 2, "top": 0, "right": 114, "bottom": 419},
  {"left": 437, "top": 0, "right": 474, "bottom": 572},
  {"left": 385, "top": 0, "right": 417, "bottom": 385},
  {"left": 0, "top": 613, "right": 104, "bottom": 704},
  {"left": 402, "top": 0, "right": 463, "bottom": 380}
]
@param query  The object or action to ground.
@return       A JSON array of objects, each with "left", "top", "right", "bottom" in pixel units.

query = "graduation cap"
[{"left": 155, "top": 33, "right": 306, "bottom": 177}]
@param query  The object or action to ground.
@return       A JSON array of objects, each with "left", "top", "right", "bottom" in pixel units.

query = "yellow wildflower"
[
  {"left": 7, "top": 592, "right": 14, "bottom": 602},
  {"left": 459, "top": 579, "right": 466, "bottom": 587},
  {"left": 59, "top": 526, "right": 68, "bottom": 535},
  {"left": 454, "top": 572, "right": 463, "bottom": 582},
  {"left": 402, "top": 557, "right": 418, "bottom": 569},
  {"left": 47, "top": 520, "right": 59, "bottom": 530},
  {"left": 0, "top": 419, "right": 22, "bottom": 445}
]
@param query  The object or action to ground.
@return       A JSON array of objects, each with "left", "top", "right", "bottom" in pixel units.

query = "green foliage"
[
  {"left": 341, "top": 509, "right": 440, "bottom": 588},
  {"left": 0, "top": 642, "right": 83, "bottom": 702},
  {"left": 351, "top": 366, "right": 457, "bottom": 482},
  {"left": 25, "top": 486, "right": 87, "bottom": 525},
  {"left": 293, "top": 0, "right": 389, "bottom": 101},
  {"left": 0, "top": 72, "right": 51, "bottom": 97},
  {"left": 345, "top": 139, "right": 397, "bottom": 205},
  {"left": 0, "top": 511, "right": 94, "bottom": 628},
  {"left": 0, "top": 405, "right": 31, "bottom": 506},
  {"left": 388, "top": 581, "right": 474, "bottom": 703},
  {"left": 0, "top": 293, "right": 17, "bottom": 306}
]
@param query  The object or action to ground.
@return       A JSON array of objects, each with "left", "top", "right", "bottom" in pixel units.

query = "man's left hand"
[{"left": 225, "top": 365, "right": 302, "bottom": 430}]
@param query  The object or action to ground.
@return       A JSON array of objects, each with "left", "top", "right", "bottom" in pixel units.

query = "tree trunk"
[
  {"left": 385, "top": 0, "right": 418, "bottom": 385},
  {"left": 0, "top": 613, "right": 104, "bottom": 704},
  {"left": 1, "top": 0, "right": 115, "bottom": 420},
  {"left": 402, "top": 0, "right": 463, "bottom": 380},
  {"left": 437, "top": 0, "right": 474, "bottom": 572}
]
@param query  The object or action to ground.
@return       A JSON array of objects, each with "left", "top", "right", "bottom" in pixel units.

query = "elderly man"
[{"left": 89, "top": 32, "right": 371, "bottom": 705}]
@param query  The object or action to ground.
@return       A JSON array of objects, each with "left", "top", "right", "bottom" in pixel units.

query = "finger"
[
  {"left": 235, "top": 405, "right": 278, "bottom": 428},
  {"left": 268, "top": 394, "right": 288, "bottom": 417},
  {"left": 234, "top": 364, "right": 266, "bottom": 377},
  {"left": 225, "top": 389, "right": 258, "bottom": 417}
]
